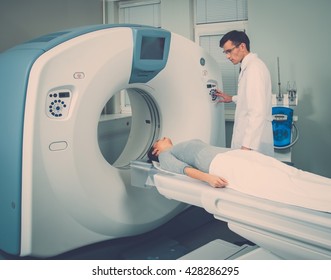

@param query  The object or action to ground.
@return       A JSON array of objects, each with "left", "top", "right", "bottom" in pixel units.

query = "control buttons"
[
  {"left": 46, "top": 90, "right": 72, "bottom": 119},
  {"left": 49, "top": 99, "right": 66, "bottom": 117},
  {"left": 206, "top": 82, "right": 218, "bottom": 102}
]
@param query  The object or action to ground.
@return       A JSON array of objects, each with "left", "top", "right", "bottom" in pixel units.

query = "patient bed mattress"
[{"left": 153, "top": 172, "right": 331, "bottom": 259}]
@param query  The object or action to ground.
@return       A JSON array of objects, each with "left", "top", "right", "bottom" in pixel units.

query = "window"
[{"left": 194, "top": 0, "right": 248, "bottom": 119}]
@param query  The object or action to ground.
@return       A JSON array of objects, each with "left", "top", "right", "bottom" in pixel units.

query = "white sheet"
[{"left": 209, "top": 150, "right": 331, "bottom": 213}]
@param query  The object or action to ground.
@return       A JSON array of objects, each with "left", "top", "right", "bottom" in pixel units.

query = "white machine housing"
[{"left": 0, "top": 25, "right": 225, "bottom": 257}]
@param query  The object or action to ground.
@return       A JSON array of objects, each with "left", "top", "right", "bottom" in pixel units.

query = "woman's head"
[{"left": 147, "top": 137, "right": 173, "bottom": 162}]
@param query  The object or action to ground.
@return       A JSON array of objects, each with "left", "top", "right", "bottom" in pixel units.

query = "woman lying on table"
[{"left": 147, "top": 137, "right": 331, "bottom": 212}]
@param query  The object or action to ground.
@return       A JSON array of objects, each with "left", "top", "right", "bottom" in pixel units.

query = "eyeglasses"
[{"left": 223, "top": 44, "right": 240, "bottom": 55}]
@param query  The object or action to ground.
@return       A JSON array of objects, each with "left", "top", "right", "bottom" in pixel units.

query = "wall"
[
  {"left": 0, "top": 0, "right": 103, "bottom": 52},
  {"left": 248, "top": 0, "right": 331, "bottom": 177},
  {"left": 98, "top": 115, "right": 131, "bottom": 165}
]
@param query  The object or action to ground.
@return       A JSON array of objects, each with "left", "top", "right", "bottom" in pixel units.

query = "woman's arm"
[
  {"left": 184, "top": 167, "right": 228, "bottom": 188},
  {"left": 159, "top": 148, "right": 228, "bottom": 188}
]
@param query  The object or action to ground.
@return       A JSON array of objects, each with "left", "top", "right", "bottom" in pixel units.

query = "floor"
[{"left": 0, "top": 206, "right": 253, "bottom": 260}]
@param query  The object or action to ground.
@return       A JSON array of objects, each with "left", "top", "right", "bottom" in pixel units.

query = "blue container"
[{"left": 272, "top": 106, "right": 293, "bottom": 148}]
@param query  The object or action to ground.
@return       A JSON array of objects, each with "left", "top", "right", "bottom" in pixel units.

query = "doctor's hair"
[
  {"left": 219, "top": 30, "right": 250, "bottom": 52},
  {"left": 147, "top": 146, "right": 159, "bottom": 163}
]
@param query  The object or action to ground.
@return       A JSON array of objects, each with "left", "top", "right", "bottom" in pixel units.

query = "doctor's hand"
[{"left": 216, "top": 89, "right": 232, "bottom": 103}]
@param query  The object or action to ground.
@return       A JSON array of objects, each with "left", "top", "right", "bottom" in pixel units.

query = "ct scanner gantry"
[{"left": 0, "top": 24, "right": 225, "bottom": 257}]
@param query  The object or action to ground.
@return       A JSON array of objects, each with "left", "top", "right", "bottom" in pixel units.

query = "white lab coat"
[{"left": 231, "top": 53, "right": 274, "bottom": 156}]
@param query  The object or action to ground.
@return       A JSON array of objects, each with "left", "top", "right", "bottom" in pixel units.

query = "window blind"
[{"left": 196, "top": 0, "right": 248, "bottom": 24}]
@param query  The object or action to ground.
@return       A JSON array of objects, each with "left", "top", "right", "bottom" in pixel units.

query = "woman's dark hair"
[
  {"left": 219, "top": 30, "right": 250, "bottom": 52},
  {"left": 147, "top": 146, "right": 159, "bottom": 163}
]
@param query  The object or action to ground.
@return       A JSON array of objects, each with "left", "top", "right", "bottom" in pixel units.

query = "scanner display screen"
[{"left": 140, "top": 36, "right": 165, "bottom": 60}]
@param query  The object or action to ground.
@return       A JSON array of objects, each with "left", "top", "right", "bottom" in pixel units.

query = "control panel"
[
  {"left": 46, "top": 90, "right": 72, "bottom": 119},
  {"left": 206, "top": 81, "right": 218, "bottom": 102}
]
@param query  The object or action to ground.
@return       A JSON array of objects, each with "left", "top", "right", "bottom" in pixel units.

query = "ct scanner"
[
  {"left": 1, "top": 25, "right": 330, "bottom": 260},
  {"left": 0, "top": 24, "right": 225, "bottom": 257}
]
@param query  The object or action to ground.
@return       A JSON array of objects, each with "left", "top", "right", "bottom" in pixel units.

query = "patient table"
[{"left": 131, "top": 160, "right": 331, "bottom": 260}]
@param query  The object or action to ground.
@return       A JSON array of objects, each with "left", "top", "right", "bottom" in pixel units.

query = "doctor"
[{"left": 217, "top": 30, "right": 274, "bottom": 156}]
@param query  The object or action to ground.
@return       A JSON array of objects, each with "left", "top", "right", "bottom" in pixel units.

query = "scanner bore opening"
[{"left": 98, "top": 88, "right": 160, "bottom": 168}]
